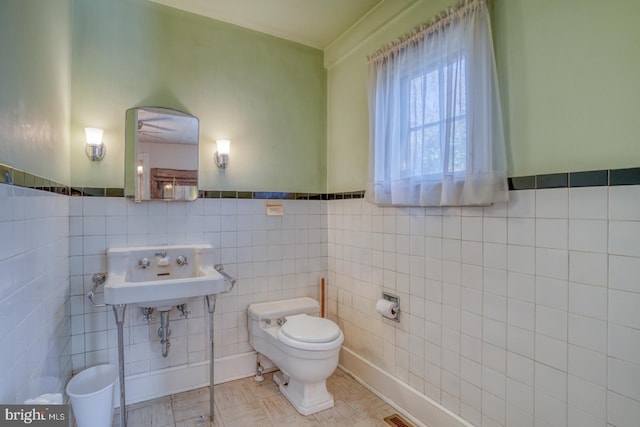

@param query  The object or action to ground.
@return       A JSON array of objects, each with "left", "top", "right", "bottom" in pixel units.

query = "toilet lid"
[{"left": 279, "top": 314, "right": 341, "bottom": 343}]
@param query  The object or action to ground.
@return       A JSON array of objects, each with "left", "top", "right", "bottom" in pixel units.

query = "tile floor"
[{"left": 111, "top": 369, "right": 400, "bottom": 426}]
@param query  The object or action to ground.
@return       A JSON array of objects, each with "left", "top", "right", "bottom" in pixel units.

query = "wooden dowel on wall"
[{"left": 321, "top": 278, "right": 325, "bottom": 318}]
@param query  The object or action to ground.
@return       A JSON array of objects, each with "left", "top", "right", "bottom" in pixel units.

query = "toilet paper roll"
[{"left": 376, "top": 299, "right": 398, "bottom": 319}]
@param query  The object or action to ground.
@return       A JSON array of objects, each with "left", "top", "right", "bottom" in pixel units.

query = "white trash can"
[{"left": 66, "top": 364, "right": 118, "bottom": 427}]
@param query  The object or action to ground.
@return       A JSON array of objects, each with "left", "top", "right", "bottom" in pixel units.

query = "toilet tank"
[{"left": 248, "top": 297, "right": 320, "bottom": 322}]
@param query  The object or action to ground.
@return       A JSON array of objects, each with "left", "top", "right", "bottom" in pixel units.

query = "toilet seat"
[{"left": 277, "top": 314, "right": 343, "bottom": 351}]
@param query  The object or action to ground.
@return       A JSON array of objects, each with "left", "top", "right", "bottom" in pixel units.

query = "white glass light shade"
[
  {"left": 216, "top": 139, "right": 230, "bottom": 155},
  {"left": 214, "top": 139, "right": 230, "bottom": 169},
  {"left": 85, "top": 128, "right": 104, "bottom": 146},
  {"left": 85, "top": 127, "right": 106, "bottom": 161}
]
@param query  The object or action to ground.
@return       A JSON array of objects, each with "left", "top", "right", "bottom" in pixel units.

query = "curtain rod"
[{"left": 367, "top": 0, "right": 486, "bottom": 65}]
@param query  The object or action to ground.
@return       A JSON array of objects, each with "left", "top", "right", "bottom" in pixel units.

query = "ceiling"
[
  {"left": 148, "top": 0, "right": 383, "bottom": 49},
  {"left": 137, "top": 108, "right": 199, "bottom": 145}
]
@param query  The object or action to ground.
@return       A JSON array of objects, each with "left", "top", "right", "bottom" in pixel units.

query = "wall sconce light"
[
  {"left": 135, "top": 162, "right": 144, "bottom": 202},
  {"left": 85, "top": 127, "right": 105, "bottom": 161},
  {"left": 214, "top": 139, "right": 230, "bottom": 169}
]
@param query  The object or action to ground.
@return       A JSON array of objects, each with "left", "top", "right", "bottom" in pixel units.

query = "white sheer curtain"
[{"left": 366, "top": 0, "right": 508, "bottom": 207}]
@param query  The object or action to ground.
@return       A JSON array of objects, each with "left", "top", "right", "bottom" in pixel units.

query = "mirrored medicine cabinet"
[{"left": 125, "top": 107, "right": 199, "bottom": 201}]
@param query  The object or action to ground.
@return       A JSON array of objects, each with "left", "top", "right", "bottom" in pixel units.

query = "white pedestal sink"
[
  {"left": 96, "top": 244, "right": 235, "bottom": 427},
  {"left": 104, "top": 244, "right": 228, "bottom": 309}
]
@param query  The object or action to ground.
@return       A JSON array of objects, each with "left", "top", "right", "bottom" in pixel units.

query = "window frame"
[{"left": 397, "top": 52, "right": 470, "bottom": 181}]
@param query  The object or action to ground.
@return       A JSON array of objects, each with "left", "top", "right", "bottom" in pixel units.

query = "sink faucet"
[{"left": 155, "top": 250, "right": 167, "bottom": 258}]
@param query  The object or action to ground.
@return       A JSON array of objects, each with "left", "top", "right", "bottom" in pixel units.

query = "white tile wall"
[
  {"left": 69, "top": 197, "right": 327, "bottom": 378},
  {"left": 0, "top": 184, "right": 70, "bottom": 403},
  {"left": 327, "top": 185, "right": 640, "bottom": 427},
  {"left": 3, "top": 182, "right": 640, "bottom": 426}
]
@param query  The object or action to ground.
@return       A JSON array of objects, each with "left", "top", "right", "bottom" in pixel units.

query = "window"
[
  {"left": 366, "top": 0, "right": 508, "bottom": 207},
  {"left": 406, "top": 59, "right": 467, "bottom": 177}
]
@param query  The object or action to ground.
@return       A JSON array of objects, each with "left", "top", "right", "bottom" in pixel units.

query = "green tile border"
[
  {"left": 569, "top": 170, "right": 608, "bottom": 187},
  {"left": 0, "top": 164, "right": 12, "bottom": 184},
  {"left": 508, "top": 176, "right": 535, "bottom": 190},
  {"left": 610, "top": 168, "right": 640, "bottom": 186},
  {"left": 3, "top": 163, "right": 640, "bottom": 199},
  {"left": 0, "top": 163, "right": 68, "bottom": 193},
  {"left": 12, "top": 170, "right": 25, "bottom": 187},
  {"left": 536, "top": 173, "right": 568, "bottom": 189},
  {"left": 106, "top": 188, "right": 125, "bottom": 197}
]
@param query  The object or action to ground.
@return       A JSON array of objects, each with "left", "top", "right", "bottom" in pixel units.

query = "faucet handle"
[
  {"left": 177, "top": 303, "right": 190, "bottom": 318},
  {"left": 176, "top": 255, "right": 188, "bottom": 266},
  {"left": 141, "top": 307, "right": 155, "bottom": 322},
  {"left": 138, "top": 257, "right": 151, "bottom": 269}
]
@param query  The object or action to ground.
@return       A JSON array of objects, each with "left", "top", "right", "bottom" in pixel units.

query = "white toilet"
[{"left": 247, "top": 297, "right": 344, "bottom": 415}]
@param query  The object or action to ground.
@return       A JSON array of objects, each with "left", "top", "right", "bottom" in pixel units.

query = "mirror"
[{"left": 125, "top": 107, "right": 199, "bottom": 201}]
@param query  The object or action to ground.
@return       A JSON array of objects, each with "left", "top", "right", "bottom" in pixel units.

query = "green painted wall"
[
  {"left": 494, "top": 0, "right": 640, "bottom": 177},
  {"left": 5, "top": 0, "right": 637, "bottom": 193},
  {"left": 326, "top": 0, "right": 640, "bottom": 192},
  {"left": 71, "top": 0, "right": 326, "bottom": 192},
  {"left": 0, "top": 0, "right": 71, "bottom": 185}
]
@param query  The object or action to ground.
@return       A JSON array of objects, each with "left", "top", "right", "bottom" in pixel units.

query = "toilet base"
[{"left": 273, "top": 371, "right": 335, "bottom": 416}]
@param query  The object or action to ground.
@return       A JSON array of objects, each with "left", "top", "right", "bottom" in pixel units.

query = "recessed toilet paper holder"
[{"left": 382, "top": 292, "right": 400, "bottom": 322}]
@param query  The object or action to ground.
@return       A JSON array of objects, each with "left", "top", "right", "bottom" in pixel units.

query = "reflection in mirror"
[{"left": 125, "top": 107, "right": 199, "bottom": 201}]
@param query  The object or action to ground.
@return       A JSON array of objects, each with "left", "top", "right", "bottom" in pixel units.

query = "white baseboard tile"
[
  {"left": 339, "top": 347, "right": 474, "bottom": 427},
  {"left": 116, "top": 351, "right": 276, "bottom": 407}
]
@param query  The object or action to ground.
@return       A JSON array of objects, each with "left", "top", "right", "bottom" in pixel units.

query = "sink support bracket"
[
  {"left": 113, "top": 304, "right": 127, "bottom": 427},
  {"left": 206, "top": 294, "right": 217, "bottom": 422}
]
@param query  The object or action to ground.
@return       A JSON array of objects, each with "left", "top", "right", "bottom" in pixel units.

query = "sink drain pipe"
[{"left": 158, "top": 311, "right": 171, "bottom": 358}]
